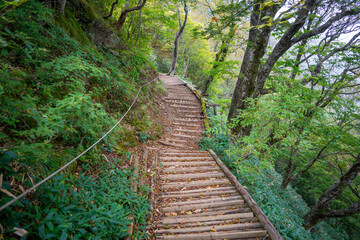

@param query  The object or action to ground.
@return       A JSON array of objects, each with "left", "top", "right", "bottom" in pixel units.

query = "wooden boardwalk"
[{"left": 151, "top": 74, "right": 281, "bottom": 240}]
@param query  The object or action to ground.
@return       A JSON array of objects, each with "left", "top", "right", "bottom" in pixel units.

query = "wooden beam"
[{"left": 209, "top": 149, "right": 284, "bottom": 240}]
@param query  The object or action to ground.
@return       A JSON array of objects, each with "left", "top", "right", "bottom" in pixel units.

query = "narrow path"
[{"left": 152, "top": 74, "right": 269, "bottom": 239}]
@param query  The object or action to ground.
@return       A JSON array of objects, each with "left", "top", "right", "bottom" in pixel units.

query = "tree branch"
[
  {"left": 292, "top": 8, "right": 360, "bottom": 44},
  {"left": 103, "top": 0, "right": 119, "bottom": 19}
]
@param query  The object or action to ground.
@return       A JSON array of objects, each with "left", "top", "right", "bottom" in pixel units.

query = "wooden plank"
[
  {"left": 161, "top": 151, "right": 208, "bottom": 155},
  {"left": 170, "top": 105, "right": 200, "bottom": 109},
  {"left": 162, "top": 199, "right": 244, "bottom": 212},
  {"left": 166, "top": 138, "right": 188, "bottom": 143},
  {"left": 159, "top": 189, "right": 237, "bottom": 198},
  {"left": 161, "top": 172, "right": 224, "bottom": 180},
  {"left": 156, "top": 222, "right": 263, "bottom": 234},
  {"left": 171, "top": 134, "right": 196, "bottom": 139},
  {"left": 209, "top": 149, "right": 283, "bottom": 240},
  {"left": 162, "top": 161, "right": 215, "bottom": 166},
  {"left": 161, "top": 157, "right": 213, "bottom": 161},
  {"left": 161, "top": 212, "right": 253, "bottom": 223},
  {"left": 162, "top": 179, "right": 231, "bottom": 189},
  {"left": 157, "top": 230, "right": 267, "bottom": 240},
  {"left": 162, "top": 166, "right": 220, "bottom": 173},
  {"left": 174, "top": 118, "right": 203, "bottom": 122},
  {"left": 173, "top": 122, "right": 202, "bottom": 127},
  {"left": 159, "top": 141, "right": 188, "bottom": 148},
  {"left": 163, "top": 186, "right": 235, "bottom": 195},
  {"left": 164, "top": 100, "right": 199, "bottom": 106},
  {"left": 157, "top": 217, "right": 260, "bottom": 228},
  {"left": 166, "top": 196, "right": 242, "bottom": 206}
]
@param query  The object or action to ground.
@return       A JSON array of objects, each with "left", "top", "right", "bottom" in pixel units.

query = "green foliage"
[
  {"left": 200, "top": 115, "right": 356, "bottom": 240},
  {"left": 0, "top": 0, "right": 158, "bottom": 238},
  {"left": 1, "top": 168, "right": 150, "bottom": 239}
]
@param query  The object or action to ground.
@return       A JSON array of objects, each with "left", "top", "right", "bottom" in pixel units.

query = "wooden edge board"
[{"left": 209, "top": 149, "right": 284, "bottom": 240}]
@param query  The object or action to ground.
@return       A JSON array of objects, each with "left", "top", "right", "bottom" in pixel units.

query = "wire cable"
[{"left": 0, "top": 76, "right": 159, "bottom": 212}]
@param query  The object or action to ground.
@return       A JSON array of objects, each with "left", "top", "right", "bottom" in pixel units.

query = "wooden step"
[
  {"left": 166, "top": 196, "right": 242, "bottom": 206},
  {"left": 162, "top": 166, "right": 220, "bottom": 173},
  {"left": 161, "top": 152, "right": 208, "bottom": 156},
  {"left": 173, "top": 129, "right": 205, "bottom": 133},
  {"left": 156, "top": 222, "right": 263, "bottom": 234},
  {"left": 161, "top": 172, "right": 224, "bottom": 180},
  {"left": 157, "top": 217, "right": 260, "bottom": 228},
  {"left": 165, "top": 138, "right": 189, "bottom": 144},
  {"left": 173, "top": 122, "right": 203, "bottom": 127},
  {"left": 161, "top": 212, "right": 253, "bottom": 223},
  {"left": 160, "top": 189, "right": 237, "bottom": 198},
  {"left": 162, "top": 161, "right": 215, "bottom": 166},
  {"left": 156, "top": 229, "right": 267, "bottom": 240},
  {"left": 161, "top": 179, "right": 231, "bottom": 189},
  {"left": 159, "top": 141, "right": 188, "bottom": 148},
  {"left": 164, "top": 100, "right": 199, "bottom": 106},
  {"left": 164, "top": 97, "right": 198, "bottom": 101},
  {"left": 171, "top": 134, "right": 197, "bottom": 139},
  {"left": 174, "top": 118, "right": 203, "bottom": 122},
  {"left": 161, "top": 186, "right": 236, "bottom": 197},
  {"left": 170, "top": 105, "right": 200, "bottom": 109},
  {"left": 162, "top": 199, "right": 245, "bottom": 212},
  {"left": 161, "top": 156, "right": 213, "bottom": 161}
]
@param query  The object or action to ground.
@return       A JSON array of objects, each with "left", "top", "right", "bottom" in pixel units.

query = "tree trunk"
[
  {"left": 168, "top": 1, "right": 188, "bottom": 76},
  {"left": 303, "top": 154, "right": 360, "bottom": 229},
  {"left": 228, "top": 1, "right": 280, "bottom": 135},
  {"left": 228, "top": 0, "right": 317, "bottom": 135},
  {"left": 202, "top": 25, "right": 236, "bottom": 94},
  {"left": 60, "top": 0, "right": 67, "bottom": 14},
  {"left": 182, "top": 49, "right": 188, "bottom": 78}
]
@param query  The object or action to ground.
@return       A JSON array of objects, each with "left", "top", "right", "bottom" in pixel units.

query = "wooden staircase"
[{"left": 151, "top": 74, "right": 281, "bottom": 240}]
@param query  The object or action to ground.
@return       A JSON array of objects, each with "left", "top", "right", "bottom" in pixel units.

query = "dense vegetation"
[
  {"left": 1, "top": 0, "right": 359, "bottom": 239},
  {"left": 0, "top": 0, "right": 159, "bottom": 238}
]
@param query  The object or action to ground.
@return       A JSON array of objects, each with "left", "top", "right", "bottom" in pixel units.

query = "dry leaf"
[
  {"left": 13, "top": 227, "right": 28, "bottom": 237},
  {"left": 194, "top": 209, "right": 202, "bottom": 213},
  {"left": 210, "top": 228, "right": 216, "bottom": 232},
  {"left": 0, "top": 188, "right": 16, "bottom": 198}
]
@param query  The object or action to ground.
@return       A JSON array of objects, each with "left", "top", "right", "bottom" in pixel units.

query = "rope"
[{"left": 0, "top": 76, "right": 159, "bottom": 212}]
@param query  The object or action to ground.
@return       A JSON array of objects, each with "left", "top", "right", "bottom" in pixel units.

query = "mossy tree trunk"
[{"left": 228, "top": 0, "right": 360, "bottom": 136}]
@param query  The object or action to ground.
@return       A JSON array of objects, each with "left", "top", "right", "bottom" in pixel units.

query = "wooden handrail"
[{"left": 209, "top": 149, "right": 284, "bottom": 240}]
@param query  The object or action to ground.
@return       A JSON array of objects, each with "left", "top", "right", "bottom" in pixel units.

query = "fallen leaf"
[
  {"left": 13, "top": 227, "right": 28, "bottom": 237},
  {"left": 194, "top": 209, "right": 202, "bottom": 213}
]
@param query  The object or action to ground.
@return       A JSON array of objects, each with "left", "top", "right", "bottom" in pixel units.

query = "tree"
[
  {"left": 103, "top": 0, "right": 147, "bottom": 31},
  {"left": 303, "top": 154, "right": 360, "bottom": 229},
  {"left": 228, "top": 0, "right": 360, "bottom": 136},
  {"left": 168, "top": 1, "right": 189, "bottom": 75}
]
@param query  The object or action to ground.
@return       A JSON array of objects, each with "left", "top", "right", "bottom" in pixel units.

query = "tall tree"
[
  {"left": 200, "top": 0, "right": 248, "bottom": 94},
  {"left": 168, "top": 1, "right": 189, "bottom": 75},
  {"left": 228, "top": 0, "right": 360, "bottom": 136}
]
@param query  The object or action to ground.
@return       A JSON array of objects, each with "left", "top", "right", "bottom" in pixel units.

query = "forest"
[{"left": 0, "top": 0, "right": 359, "bottom": 239}]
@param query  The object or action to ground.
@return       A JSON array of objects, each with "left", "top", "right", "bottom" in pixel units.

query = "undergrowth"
[
  {"left": 199, "top": 114, "right": 353, "bottom": 240},
  {"left": 0, "top": 0, "right": 158, "bottom": 238}
]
